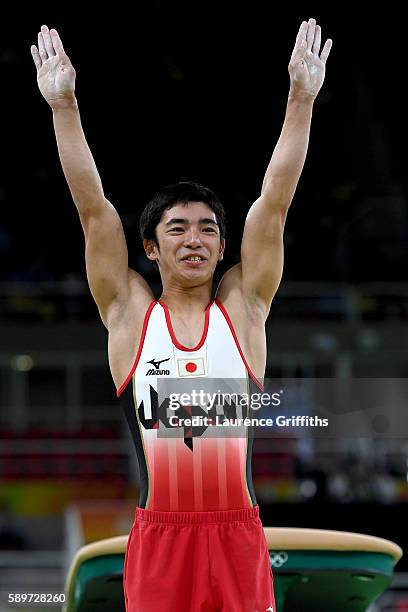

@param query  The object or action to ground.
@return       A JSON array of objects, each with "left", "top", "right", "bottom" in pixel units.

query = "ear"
[
  {"left": 218, "top": 238, "right": 225, "bottom": 261},
  {"left": 143, "top": 238, "right": 159, "bottom": 262}
]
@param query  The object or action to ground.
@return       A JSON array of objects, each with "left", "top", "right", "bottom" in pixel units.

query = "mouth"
[{"left": 181, "top": 255, "right": 207, "bottom": 266}]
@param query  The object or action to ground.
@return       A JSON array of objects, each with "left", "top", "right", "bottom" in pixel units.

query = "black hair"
[{"left": 139, "top": 181, "right": 227, "bottom": 245}]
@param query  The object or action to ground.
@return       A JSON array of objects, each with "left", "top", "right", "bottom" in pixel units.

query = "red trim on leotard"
[
  {"left": 215, "top": 299, "right": 264, "bottom": 390},
  {"left": 158, "top": 299, "right": 214, "bottom": 352},
  {"left": 116, "top": 300, "right": 157, "bottom": 397}
]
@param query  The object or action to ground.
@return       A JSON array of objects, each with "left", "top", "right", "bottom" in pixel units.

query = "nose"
[{"left": 184, "top": 228, "right": 202, "bottom": 247}]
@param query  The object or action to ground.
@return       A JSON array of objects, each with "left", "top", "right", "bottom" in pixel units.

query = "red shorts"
[{"left": 123, "top": 505, "right": 275, "bottom": 612}]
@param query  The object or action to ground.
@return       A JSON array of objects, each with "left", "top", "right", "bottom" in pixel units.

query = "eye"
[
  {"left": 169, "top": 226, "right": 184, "bottom": 233},
  {"left": 203, "top": 227, "right": 217, "bottom": 233}
]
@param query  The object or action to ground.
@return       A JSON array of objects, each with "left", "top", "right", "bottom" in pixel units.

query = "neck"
[{"left": 160, "top": 280, "right": 213, "bottom": 312}]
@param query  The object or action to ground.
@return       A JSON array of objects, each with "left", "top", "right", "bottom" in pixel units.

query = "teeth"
[{"left": 187, "top": 256, "right": 203, "bottom": 261}]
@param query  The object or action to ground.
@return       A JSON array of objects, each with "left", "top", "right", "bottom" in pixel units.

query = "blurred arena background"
[{"left": 1, "top": 4, "right": 408, "bottom": 611}]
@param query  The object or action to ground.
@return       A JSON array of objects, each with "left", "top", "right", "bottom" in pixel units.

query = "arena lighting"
[
  {"left": 11, "top": 354, "right": 34, "bottom": 372},
  {"left": 299, "top": 479, "right": 318, "bottom": 499}
]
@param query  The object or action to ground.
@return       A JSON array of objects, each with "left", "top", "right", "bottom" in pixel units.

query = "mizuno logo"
[
  {"left": 147, "top": 357, "right": 170, "bottom": 369},
  {"left": 266, "top": 606, "right": 274, "bottom": 612},
  {"left": 146, "top": 357, "right": 170, "bottom": 376}
]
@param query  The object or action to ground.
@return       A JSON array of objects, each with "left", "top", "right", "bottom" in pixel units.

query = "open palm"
[
  {"left": 31, "top": 26, "right": 76, "bottom": 108},
  {"left": 289, "top": 18, "right": 332, "bottom": 99}
]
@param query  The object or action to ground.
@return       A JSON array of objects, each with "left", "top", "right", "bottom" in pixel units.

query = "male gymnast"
[{"left": 31, "top": 18, "right": 331, "bottom": 612}]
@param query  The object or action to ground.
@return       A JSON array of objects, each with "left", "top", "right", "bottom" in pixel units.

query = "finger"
[
  {"left": 306, "top": 17, "right": 316, "bottom": 52},
  {"left": 30, "top": 45, "right": 42, "bottom": 71},
  {"left": 295, "top": 20, "right": 308, "bottom": 42},
  {"left": 41, "top": 24, "right": 56, "bottom": 57},
  {"left": 290, "top": 38, "right": 306, "bottom": 66},
  {"left": 37, "top": 31, "right": 48, "bottom": 62},
  {"left": 290, "top": 21, "right": 307, "bottom": 65},
  {"left": 50, "top": 28, "right": 65, "bottom": 55},
  {"left": 312, "top": 24, "right": 321, "bottom": 55},
  {"left": 320, "top": 38, "right": 333, "bottom": 64}
]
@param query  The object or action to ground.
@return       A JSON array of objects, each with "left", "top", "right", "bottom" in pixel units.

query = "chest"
[{"left": 136, "top": 302, "right": 248, "bottom": 380}]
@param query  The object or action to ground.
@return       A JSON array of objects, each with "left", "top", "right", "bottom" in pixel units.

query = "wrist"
[
  {"left": 288, "top": 90, "right": 315, "bottom": 105},
  {"left": 50, "top": 95, "right": 78, "bottom": 112}
]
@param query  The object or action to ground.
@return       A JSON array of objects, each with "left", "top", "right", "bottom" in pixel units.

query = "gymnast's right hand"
[{"left": 31, "top": 25, "right": 76, "bottom": 109}]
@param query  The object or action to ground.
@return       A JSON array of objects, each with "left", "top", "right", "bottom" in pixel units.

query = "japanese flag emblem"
[{"left": 177, "top": 357, "right": 206, "bottom": 377}]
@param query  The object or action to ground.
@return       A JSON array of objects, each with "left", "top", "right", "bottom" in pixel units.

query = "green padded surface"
[
  {"left": 270, "top": 550, "right": 394, "bottom": 611},
  {"left": 270, "top": 550, "right": 394, "bottom": 573},
  {"left": 277, "top": 571, "right": 390, "bottom": 612},
  {"left": 67, "top": 556, "right": 125, "bottom": 612},
  {"left": 67, "top": 550, "right": 395, "bottom": 612}
]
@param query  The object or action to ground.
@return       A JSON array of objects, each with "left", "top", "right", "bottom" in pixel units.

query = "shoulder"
[
  {"left": 215, "top": 264, "right": 268, "bottom": 380},
  {"left": 215, "top": 262, "right": 268, "bottom": 326},
  {"left": 107, "top": 268, "right": 155, "bottom": 334},
  {"left": 106, "top": 272, "right": 156, "bottom": 392}
]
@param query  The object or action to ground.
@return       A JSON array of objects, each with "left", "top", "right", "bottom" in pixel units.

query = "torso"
[
  {"left": 116, "top": 292, "right": 263, "bottom": 511},
  {"left": 106, "top": 264, "right": 269, "bottom": 512}
]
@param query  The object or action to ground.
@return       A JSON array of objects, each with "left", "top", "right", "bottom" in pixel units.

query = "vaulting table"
[{"left": 64, "top": 527, "right": 402, "bottom": 611}]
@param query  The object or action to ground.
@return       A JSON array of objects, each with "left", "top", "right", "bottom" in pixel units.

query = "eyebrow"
[{"left": 165, "top": 218, "right": 218, "bottom": 227}]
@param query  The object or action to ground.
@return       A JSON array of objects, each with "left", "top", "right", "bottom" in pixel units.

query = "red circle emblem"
[{"left": 186, "top": 362, "right": 197, "bottom": 373}]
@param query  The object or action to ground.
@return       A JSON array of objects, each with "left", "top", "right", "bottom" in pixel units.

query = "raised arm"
[
  {"left": 30, "top": 26, "right": 153, "bottom": 328},
  {"left": 239, "top": 18, "right": 332, "bottom": 318}
]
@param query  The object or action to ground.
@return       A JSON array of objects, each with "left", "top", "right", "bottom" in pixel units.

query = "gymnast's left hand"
[{"left": 288, "top": 17, "right": 332, "bottom": 100}]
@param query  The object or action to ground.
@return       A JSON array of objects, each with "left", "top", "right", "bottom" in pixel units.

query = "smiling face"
[{"left": 144, "top": 201, "right": 225, "bottom": 287}]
